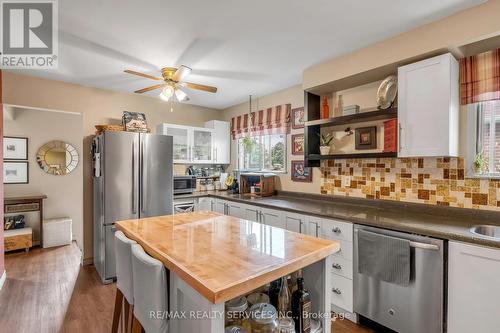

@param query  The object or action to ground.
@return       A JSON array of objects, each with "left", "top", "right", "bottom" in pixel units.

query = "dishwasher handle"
[{"left": 354, "top": 229, "right": 440, "bottom": 251}]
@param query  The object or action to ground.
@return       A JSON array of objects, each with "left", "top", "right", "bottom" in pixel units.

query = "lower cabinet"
[
  {"left": 226, "top": 201, "right": 246, "bottom": 219},
  {"left": 448, "top": 241, "right": 500, "bottom": 333},
  {"left": 195, "top": 197, "right": 214, "bottom": 211},
  {"left": 260, "top": 208, "right": 284, "bottom": 228}
]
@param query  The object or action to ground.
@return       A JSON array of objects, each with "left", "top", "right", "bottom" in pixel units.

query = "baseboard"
[
  {"left": 82, "top": 257, "right": 93, "bottom": 266},
  {"left": 0, "top": 270, "right": 6, "bottom": 291}
]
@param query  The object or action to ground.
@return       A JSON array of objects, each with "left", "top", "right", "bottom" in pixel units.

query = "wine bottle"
[
  {"left": 268, "top": 278, "right": 281, "bottom": 308},
  {"left": 291, "top": 277, "right": 311, "bottom": 332},
  {"left": 277, "top": 276, "right": 291, "bottom": 315}
]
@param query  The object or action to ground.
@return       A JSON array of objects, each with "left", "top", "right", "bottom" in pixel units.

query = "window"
[
  {"left": 237, "top": 134, "right": 286, "bottom": 172},
  {"left": 474, "top": 99, "right": 500, "bottom": 175}
]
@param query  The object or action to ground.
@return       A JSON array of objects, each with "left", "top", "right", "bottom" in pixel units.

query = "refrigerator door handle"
[
  {"left": 132, "top": 141, "right": 137, "bottom": 214},
  {"left": 140, "top": 139, "right": 145, "bottom": 213}
]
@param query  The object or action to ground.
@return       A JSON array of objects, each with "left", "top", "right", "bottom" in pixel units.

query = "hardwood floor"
[{"left": 0, "top": 243, "right": 374, "bottom": 333}]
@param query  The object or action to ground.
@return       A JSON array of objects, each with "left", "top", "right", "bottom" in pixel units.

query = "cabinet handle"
[
  {"left": 315, "top": 223, "right": 320, "bottom": 237},
  {"left": 332, "top": 288, "right": 342, "bottom": 295},
  {"left": 332, "top": 227, "right": 342, "bottom": 234},
  {"left": 332, "top": 263, "right": 342, "bottom": 270},
  {"left": 299, "top": 221, "right": 304, "bottom": 233},
  {"left": 398, "top": 123, "right": 402, "bottom": 153}
]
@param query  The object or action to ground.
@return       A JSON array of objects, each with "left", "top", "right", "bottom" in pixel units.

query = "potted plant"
[
  {"left": 473, "top": 151, "right": 487, "bottom": 174},
  {"left": 318, "top": 133, "right": 334, "bottom": 155}
]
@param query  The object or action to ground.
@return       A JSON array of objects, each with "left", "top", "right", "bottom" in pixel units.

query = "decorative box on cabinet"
[
  {"left": 240, "top": 173, "right": 276, "bottom": 197},
  {"left": 397, "top": 53, "right": 459, "bottom": 157}
]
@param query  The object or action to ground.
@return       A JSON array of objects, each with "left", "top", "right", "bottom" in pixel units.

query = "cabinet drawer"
[
  {"left": 322, "top": 218, "right": 353, "bottom": 242},
  {"left": 331, "top": 240, "right": 353, "bottom": 261},
  {"left": 331, "top": 274, "right": 353, "bottom": 312},
  {"left": 330, "top": 255, "right": 353, "bottom": 280}
]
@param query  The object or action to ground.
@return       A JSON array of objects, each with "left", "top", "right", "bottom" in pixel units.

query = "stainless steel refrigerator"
[{"left": 92, "top": 131, "right": 173, "bottom": 283}]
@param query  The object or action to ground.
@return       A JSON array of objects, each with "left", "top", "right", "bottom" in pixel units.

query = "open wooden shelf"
[
  {"left": 307, "top": 152, "right": 397, "bottom": 161},
  {"left": 305, "top": 107, "right": 397, "bottom": 127}
]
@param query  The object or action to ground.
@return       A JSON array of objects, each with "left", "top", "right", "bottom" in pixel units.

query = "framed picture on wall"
[
  {"left": 3, "top": 137, "right": 28, "bottom": 160},
  {"left": 355, "top": 126, "right": 377, "bottom": 150},
  {"left": 291, "top": 160, "right": 312, "bottom": 182},
  {"left": 292, "top": 107, "right": 305, "bottom": 129},
  {"left": 291, "top": 134, "right": 304, "bottom": 155},
  {"left": 4, "top": 161, "right": 29, "bottom": 184}
]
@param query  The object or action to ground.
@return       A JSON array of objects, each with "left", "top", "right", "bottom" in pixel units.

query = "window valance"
[
  {"left": 231, "top": 103, "right": 291, "bottom": 139},
  {"left": 460, "top": 48, "right": 500, "bottom": 105}
]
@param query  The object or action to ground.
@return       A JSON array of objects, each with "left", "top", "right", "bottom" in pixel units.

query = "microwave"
[{"left": 174, "top": 175, "right": 196, "bottom": 195}]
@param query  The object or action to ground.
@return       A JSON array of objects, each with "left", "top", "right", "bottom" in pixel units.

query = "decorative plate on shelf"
[{"left": 376, "top": 75, "right": 397, "bottom": 109}]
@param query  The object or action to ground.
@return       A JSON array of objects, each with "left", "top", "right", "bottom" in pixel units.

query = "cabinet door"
[
  {"left": 205, "top": 120, "right": 230, "bottom": 164},
  {"left": 163, "top": 125, "right": 191, "bottom": 163},
  {"left": 244, "top": 206, "right": 260, "bottom": 223},
  {"left": 304, "top": 216, "right": 322, "bottom": 238},
  {"left": 398, "top": 53, "right": 458, "bottom": 157},
  {"left": 191, "top": 128, "right": 213, "bottom": 163},
  {"left": 284, "top": 212, "right": 306, "bottom": 233},
  {"left": 195, "top": 197, "right": 213, "bottom": 211},
  {"left": 261, "top": 208, "right": 284, "bottom": 229},
  {"left": 227, "top": 202, "right": 246, "bottom": 219},
  {"left": 448, "top": 241, "right": 500, "bottom": 333},
  {"left": 214, "top": 199, "right": 226, "bottom": 214}
]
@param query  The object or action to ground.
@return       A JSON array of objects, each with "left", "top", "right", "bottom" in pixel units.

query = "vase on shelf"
[
  {"left": 321, "top": 96, "right": 330, "bottom": 119},
  {"left": 320, "top": 146, "right": 331, "bottom": 155}
]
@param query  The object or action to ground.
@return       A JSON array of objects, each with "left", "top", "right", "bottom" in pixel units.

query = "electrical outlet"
[{"left": 343, "top": 176, "right": 351, "bottom": 187}]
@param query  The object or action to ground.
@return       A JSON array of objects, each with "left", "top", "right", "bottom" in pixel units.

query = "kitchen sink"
[{"left": 470, "top": 225, "right": 500, "bottom": 239}]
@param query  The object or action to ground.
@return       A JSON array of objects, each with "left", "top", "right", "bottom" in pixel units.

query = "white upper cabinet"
[
  {"left": 397, "top": 53, "right": 459, "bottom": 157},
  {"left": 205, "top": 120, "right": 230, "bottom": 164},
  {"left": 157, "top": 123, "right": 214, "bottom": 164}
]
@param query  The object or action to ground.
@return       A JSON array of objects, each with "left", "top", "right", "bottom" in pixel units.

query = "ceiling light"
[
  {"left": 159, "top": 85, "right": 174, "bottom": 101},
  {"left": 175, "top": 89, "right": 188, "bottom": 102}
]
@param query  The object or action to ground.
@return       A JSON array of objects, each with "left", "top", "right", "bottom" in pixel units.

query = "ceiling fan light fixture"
[
  {"left": 175, "top": 88, "right": 188, "bottom": 102},
  {"left": 159, "top": 85, "right": 174, "bottom": 101}
]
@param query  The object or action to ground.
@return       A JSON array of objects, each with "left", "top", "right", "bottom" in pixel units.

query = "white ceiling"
[{"left": 11, "top": 0, "right": 484, "bottom": 109}]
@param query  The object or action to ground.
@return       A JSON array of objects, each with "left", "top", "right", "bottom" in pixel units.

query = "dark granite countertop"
[{"left": 174, "top": 191, "right": 500, "bottom": 249}]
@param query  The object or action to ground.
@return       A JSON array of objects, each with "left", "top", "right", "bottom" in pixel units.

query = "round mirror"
[{"left": 36, "top": 140, "right": 79, "bottom": 175}]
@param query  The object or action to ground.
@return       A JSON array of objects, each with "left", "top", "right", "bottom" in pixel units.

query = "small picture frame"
[
  {"left": 291, "top": 160, "right": 312, "bottom": 182},
  {"left": 122, "top": 111, "right": 148, "bottom": 133},
  {"left": 292, "top": 107, "right": 305, "bottom": 129},
  {"left": 291, "top": 134, "right": 304, "bottom": 155},
  {"left": 4, "top": 161, "right": 29, "bottom": 184},
  {"left": 355, "top": 126, "right": 377, "bottom": 150},
  {"left": 3, "top": 137, "right": 28, "bottom": 160}
]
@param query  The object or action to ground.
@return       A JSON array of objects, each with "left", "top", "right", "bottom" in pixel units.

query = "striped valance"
[
  {"left": 231, "top": 104, "right": 291, "bottom": 139},
  {"left": 460, "top": 48, "right": 500, "bottom": 105}
]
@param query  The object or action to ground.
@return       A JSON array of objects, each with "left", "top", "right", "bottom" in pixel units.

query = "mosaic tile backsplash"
[{"left": 320, "top": 157, "right": 500, "bottom": 211}]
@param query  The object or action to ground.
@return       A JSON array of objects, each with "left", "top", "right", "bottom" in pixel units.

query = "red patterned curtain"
[
  {"left": 460, "top": 48, "right": 500, "bottom": 105},
  {"left": 231, "top": 104, "right": 291, "bottom": 139}
]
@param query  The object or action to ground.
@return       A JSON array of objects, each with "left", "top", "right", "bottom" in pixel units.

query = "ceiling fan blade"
[
  {"left": 124, "top": 70, "right": 162, "bottom": 81},
  {"left": 134, "top": 84, "right": 164, "bottom": 94},
  {"left": 172, "top": 65, "right": 192, "bottom": 82},
  {"left": 181, "top": 82, "right": 217, "bottom": 93}
]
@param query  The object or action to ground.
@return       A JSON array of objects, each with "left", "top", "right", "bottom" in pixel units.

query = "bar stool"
[
  {"left": 112, "top": 231, "right": 137, "bottom": 333},
  {"left": 131, "top": 243, "right": 169, "bottom": 333}
]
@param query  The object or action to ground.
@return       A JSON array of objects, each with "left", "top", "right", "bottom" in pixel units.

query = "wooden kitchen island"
[{"left": 116, "top": 211, "right": 340, "bottom": 332}]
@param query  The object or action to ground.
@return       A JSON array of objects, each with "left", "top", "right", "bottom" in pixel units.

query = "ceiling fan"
[{"left": 124, "top": 65, "right": 217, "bottom": 105}]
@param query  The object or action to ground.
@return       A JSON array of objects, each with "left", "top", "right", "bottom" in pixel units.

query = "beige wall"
[
  {"left": 4, "top": 107, "right": 84, "bottom": 249},
  {"left": 2, "top": 72, "right": 223, "bottom": 262},
  {"left": 303, "top": 0, "right": 500, "bottom": 90}
]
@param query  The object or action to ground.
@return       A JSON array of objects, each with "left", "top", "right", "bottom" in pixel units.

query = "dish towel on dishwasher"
[{"left": 357, "top": 229, "right": 411, "bottom": 286}]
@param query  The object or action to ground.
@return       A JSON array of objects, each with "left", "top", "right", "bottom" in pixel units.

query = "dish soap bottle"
[{"left": 292, "top": 277, "right": 312, "bottom": 332}]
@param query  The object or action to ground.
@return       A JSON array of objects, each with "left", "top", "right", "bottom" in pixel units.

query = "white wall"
[{"left": 4, "top": 107, "right": 84, "bottom": 251}]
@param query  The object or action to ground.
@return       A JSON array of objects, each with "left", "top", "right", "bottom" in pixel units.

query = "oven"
[{"left": 173, "top": 175, "right": 196, "bottom": 195}]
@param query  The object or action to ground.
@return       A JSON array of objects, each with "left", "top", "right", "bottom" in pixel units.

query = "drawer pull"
[
  {"left": 332, "top": 227, "right": 342, "bottom": 234},
  {"left": 332, "top": 263, "right": 342, "bottom": 270},
  {"left": 332, "top": 288, "right": 342, "bottom": 295}
]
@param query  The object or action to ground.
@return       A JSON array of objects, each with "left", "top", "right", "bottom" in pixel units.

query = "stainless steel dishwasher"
[{"left": 354, "top": 224, "right": 444, "bottom": 333}]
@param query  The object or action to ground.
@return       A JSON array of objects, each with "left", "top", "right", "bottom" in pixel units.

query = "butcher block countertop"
[{"left": 116, "top": 211, "right": 339, "bottom": 304}]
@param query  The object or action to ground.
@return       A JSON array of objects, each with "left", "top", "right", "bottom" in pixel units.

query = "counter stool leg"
[
  {"left": 131, "top": 317, "right": 143, "bottom": 333},
  {"left": 111, "top": 289, "right": 124, "bottom": 333}
]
